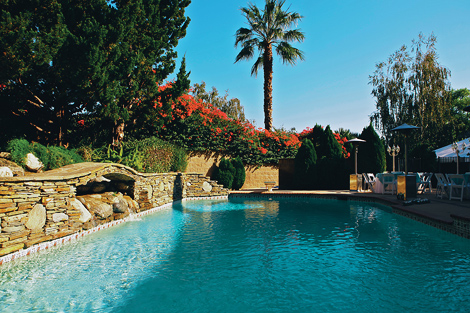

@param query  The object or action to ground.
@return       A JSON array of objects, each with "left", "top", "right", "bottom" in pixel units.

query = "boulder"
[
  {"left": 52, "top": 213, "right": 69, "bottom": 223},
  {"left": 25, "top": 153, "right": 44, "bottom": 172},
  {"left": 0, "top": 158, "right": 24, "bottom": 176},
  {"left": 123, "top": 195, "right": 139, "bottom": 211},
  {"left": 202, "top": 181, "right": 213, "bottom": 192},
  {"left": 99, "top": 192, "right": 129, "bottom": 214},
  {"left": 77, "top": 196, "right": 112, "bottom": 219},
  {"left": 25, "top": 204, "right": 46, "bottom": 231},
  {"left": 69, "top": 198, "right": 92, "bottom": 223},
  {"left": 113, "top": 197, "right": 128, "bottom": 213},
  {"left": 0, "top": 167, "right": 13, "bottom": 177}
]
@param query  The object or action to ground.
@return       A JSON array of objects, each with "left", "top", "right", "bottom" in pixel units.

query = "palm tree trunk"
[{"left": 263, "top": 44, "right": 274, "bottom": 130}]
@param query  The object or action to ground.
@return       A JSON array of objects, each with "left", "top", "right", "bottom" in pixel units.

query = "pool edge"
[{"left": 0, "top": 196, "right": 228, "bottom": 266}]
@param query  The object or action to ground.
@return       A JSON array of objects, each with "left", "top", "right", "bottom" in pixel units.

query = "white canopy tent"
[{"left": 433, "top": 138, "right": 470, "bottom": 158}]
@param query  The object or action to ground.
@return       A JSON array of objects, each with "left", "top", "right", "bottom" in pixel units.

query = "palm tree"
[{"left": 235, "top": 0, "right": 305, "bottom": 130}]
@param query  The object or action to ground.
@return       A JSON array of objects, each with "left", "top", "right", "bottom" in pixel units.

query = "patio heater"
[
  {"left": 391, "top": 123, "right": 420, "bottom": 200},
  {"left": 345, "top": 138, "right": 366, "bottom": 191}
]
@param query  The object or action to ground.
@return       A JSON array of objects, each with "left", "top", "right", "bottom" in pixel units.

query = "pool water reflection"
[{"left": 1, "top": 197, "right": 469, "bottom": 313}]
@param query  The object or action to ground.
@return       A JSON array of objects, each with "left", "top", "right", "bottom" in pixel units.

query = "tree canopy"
[
  {"left": 0, "top": 0, "right": 191, "bottom": 146},
  {"left": 191, "top": 81, "right": 246, "bottom": 121},
  {"left": 234, "top": 0, "right": 304, "bottom": 130},
  {"left": 369, "top": 33, "right": 452, "bottom": 149},
  {"left": 449, "top": 88, "right": 470, "bottom": 141}
]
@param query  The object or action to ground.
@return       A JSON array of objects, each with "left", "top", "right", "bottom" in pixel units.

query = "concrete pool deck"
[{"left": 230, "top": 189, "right": 470, "bottom": 239}]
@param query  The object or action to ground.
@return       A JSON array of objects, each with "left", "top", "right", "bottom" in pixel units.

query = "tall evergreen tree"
[
  {"left": 0, "top": 0, "right": 191, "bottom": 146},
  {"left": 100, "top": 0, "right": 191, "bottom": 146},
  {"left": 294, "top": 138, "right": 317, "bottom": 189},
  {"left": 357, "top": 124, "right": 386, "bottom": 174},
  {"left": 234, "top": 0, "right": 304, "bottom": 130},
  {"left": 0, "top": 0, "right": 68, "bottom": 144}
]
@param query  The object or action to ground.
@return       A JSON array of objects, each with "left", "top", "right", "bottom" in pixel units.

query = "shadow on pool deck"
[{"left": 230, "top": 188, "right": 470, "bottom": 238}]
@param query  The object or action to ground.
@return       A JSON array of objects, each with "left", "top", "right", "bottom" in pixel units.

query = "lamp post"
[{"left": 387, "top": 145, "right": 400, "bottom": 172}]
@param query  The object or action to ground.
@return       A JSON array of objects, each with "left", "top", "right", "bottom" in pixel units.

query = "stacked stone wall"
[{"left": 0, "top": 163, "right": 227, "bottom": 258}]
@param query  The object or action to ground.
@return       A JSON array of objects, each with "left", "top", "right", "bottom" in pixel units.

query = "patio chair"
[
  {"left": 362, "top": 173, "right": 377, "bottom": 192},
  {"left": 447, "top": 174, "right": 465, "bottom": 201},
  {"left": 417, "top": 172, "right": 433, "bottom": 194},
  {"left": 382, "top": 173, "right": 396, "bottom": 195},
  {"left": 435, "top": 173, "right": 450, "bottom": 199}
]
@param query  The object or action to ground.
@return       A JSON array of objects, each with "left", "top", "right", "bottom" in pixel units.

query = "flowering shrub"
[
  {"left": 334, "top": 133, "right": 351, "bottom": 159},
  {"left": 298, "top": 126, "right": 350, "bottom": 159},
  {"left": 149, "top": 82, "right": 349, "bottom": 166},
  {"left": 152, "top": 82, "right": 301, "bottom": 165}
]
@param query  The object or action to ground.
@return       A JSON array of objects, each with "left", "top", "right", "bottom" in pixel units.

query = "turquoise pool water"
[{"left": 1, "top": 197, "right": 469, "bottom": 312}]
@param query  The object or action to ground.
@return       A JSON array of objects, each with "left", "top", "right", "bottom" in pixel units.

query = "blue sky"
[{"left": 173, "top": 0, "right": 470, "bottom": 134}]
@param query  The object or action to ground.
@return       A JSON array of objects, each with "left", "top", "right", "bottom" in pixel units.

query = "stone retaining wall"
[
  {"left": 0, "top": 162, "right": 227, "bottom": 258},
  {"left": 186, "top": 152, "right": 279, "bottom": 189}
]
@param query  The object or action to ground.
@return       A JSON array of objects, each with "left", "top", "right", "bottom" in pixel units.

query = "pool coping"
[{"left": 0, "top": 196, "right": 228, "bottom": 266}]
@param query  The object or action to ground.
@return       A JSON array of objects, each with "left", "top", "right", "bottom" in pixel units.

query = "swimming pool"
[{"left": 1, "top": 197, "right": 469, "bottom": 312}]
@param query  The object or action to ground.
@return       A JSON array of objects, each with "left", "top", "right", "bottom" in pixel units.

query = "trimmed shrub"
[
  {"left": 294, "top": 139, "right": 317, "bottom": 189},
  {"left": 231, "top": 156, "right": 246, "bottom": 190},
  {"left": 215, "top": 158, "right": 236, "bottom": 189},
  {"left": 358, "top": 124, "right": 386, "bottom": 174}
]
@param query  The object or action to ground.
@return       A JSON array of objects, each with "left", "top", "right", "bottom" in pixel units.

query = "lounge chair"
[
  {"left": 382, "top": 173, "right": 396, "bottom": 195},
  {"left": 447, "top": 174, "right": 465, "bottom": 201},
  {"left": 362, "top": 173, "right": 377, "bottom": 192},
  {"left": 417, "top": 173, "right": 433, "bottom": 194},
  {"left": 435, "top": 173, "right": 450, "bottom": 199}
]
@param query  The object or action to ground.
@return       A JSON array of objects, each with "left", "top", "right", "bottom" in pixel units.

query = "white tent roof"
[{"left": 434, "top": 137, "right": 470, "bottom": 158}]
